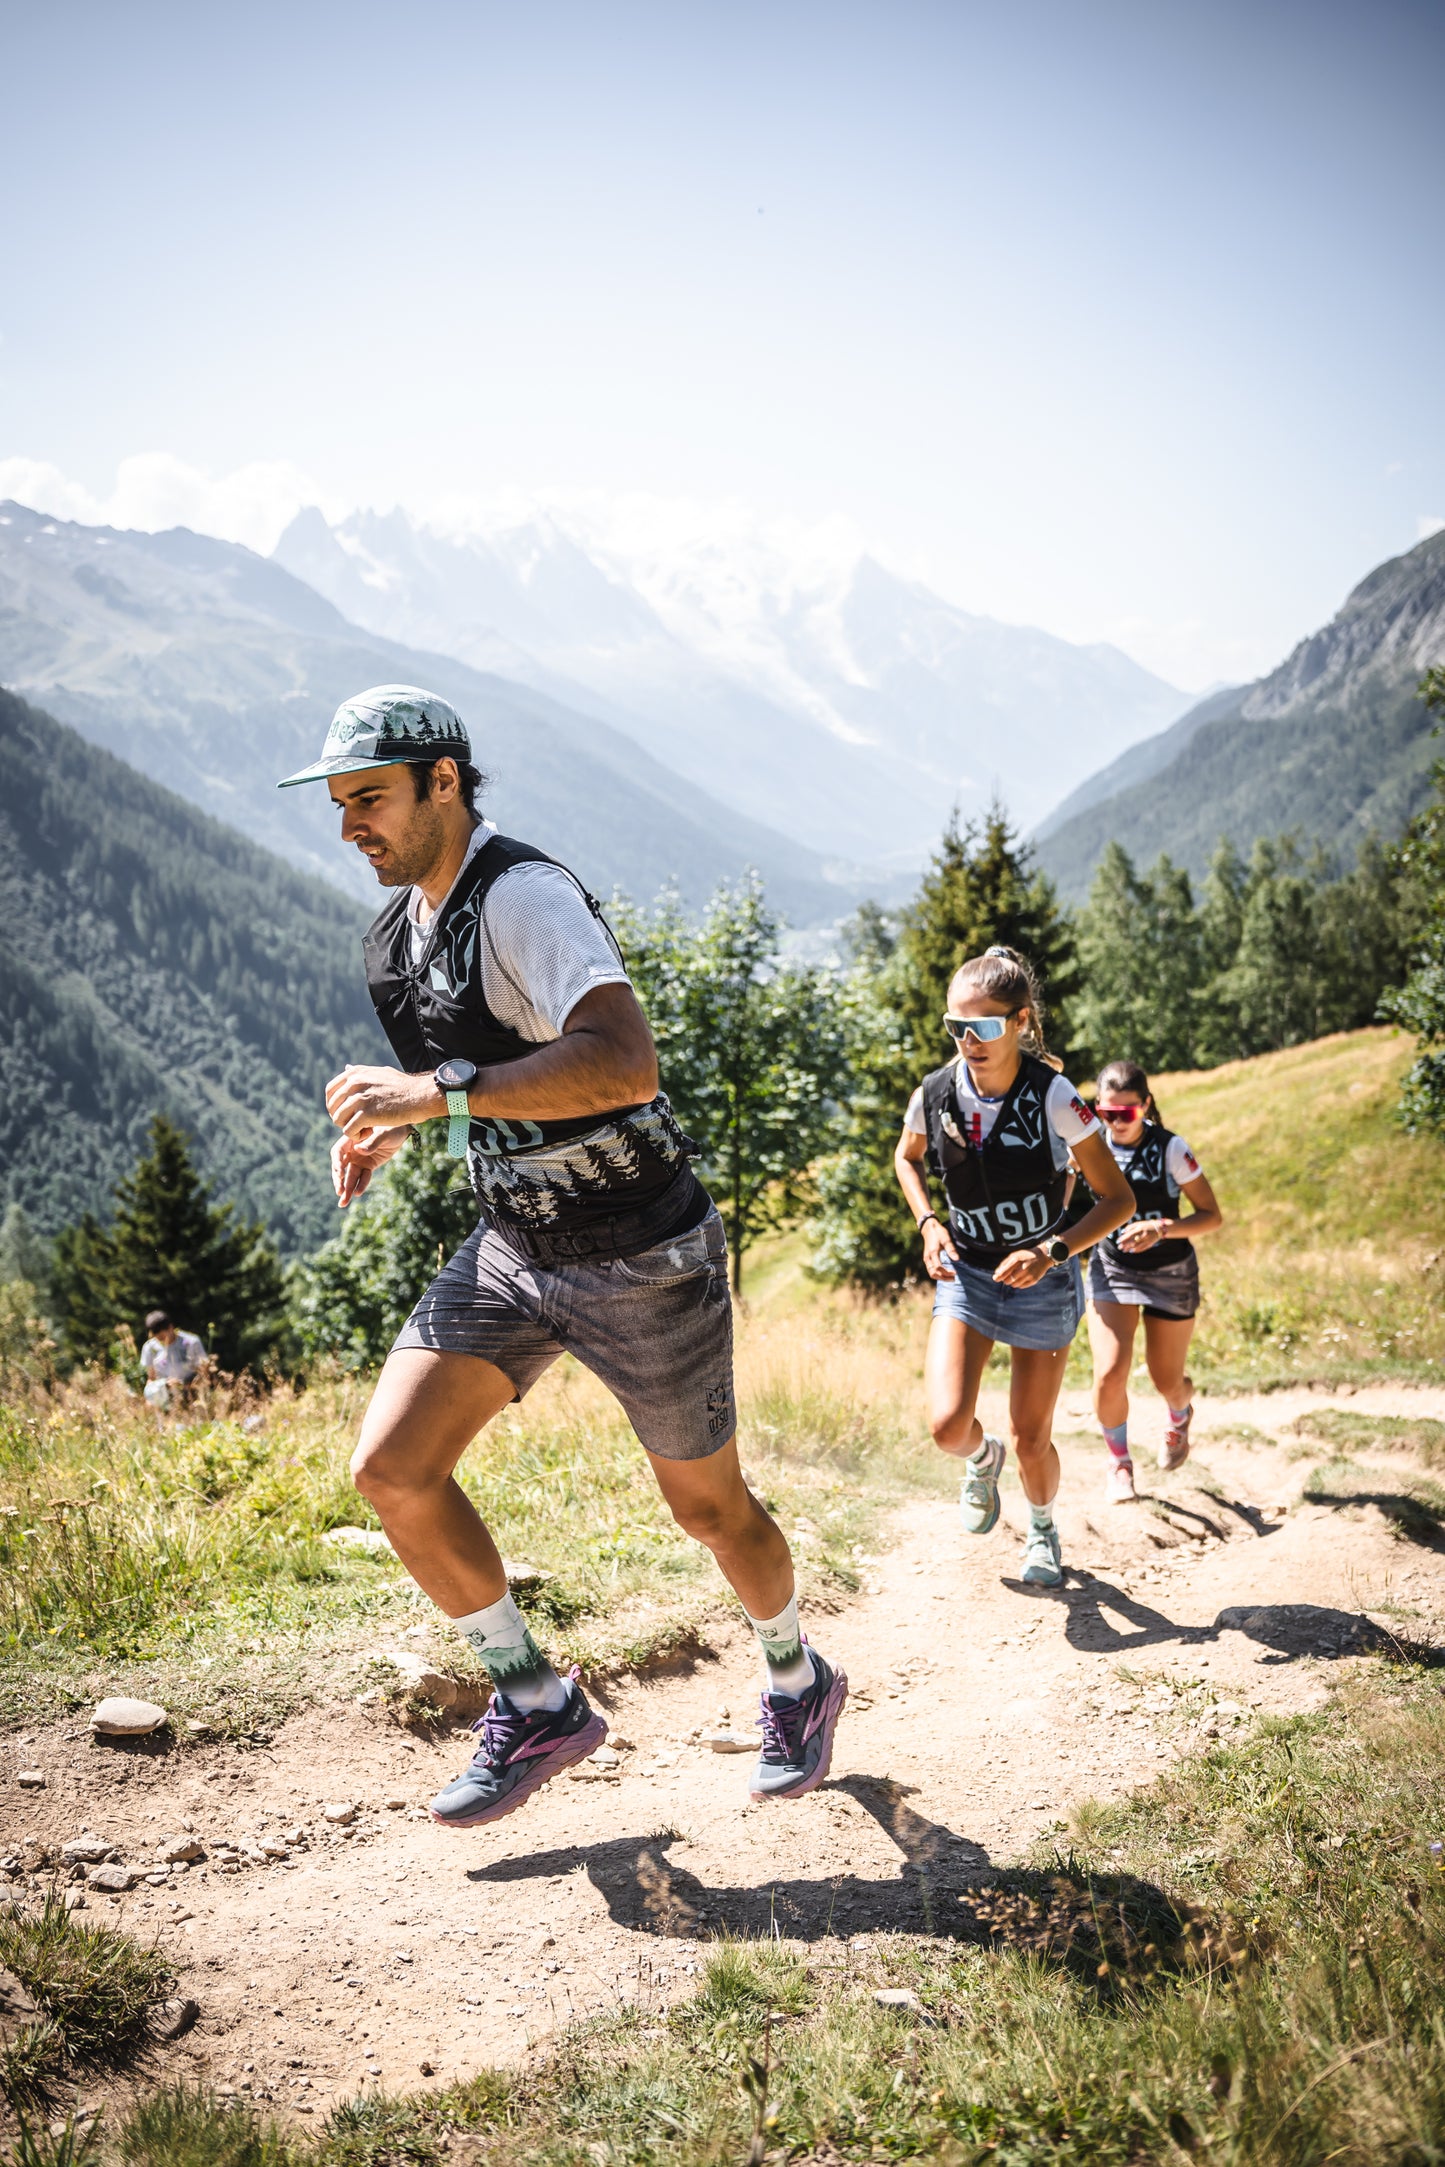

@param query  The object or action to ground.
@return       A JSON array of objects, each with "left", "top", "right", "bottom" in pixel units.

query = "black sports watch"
[
  {"left": 434, "top": 1058, "right": 478, "bottom": 1158},
  {"left": 1043, "top": 1235, "right": 1071, "bottom": 1264}
]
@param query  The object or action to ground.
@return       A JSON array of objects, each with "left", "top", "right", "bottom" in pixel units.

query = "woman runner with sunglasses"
[
  {"left": 893, "top": 947, "right": 1134, "bottom": 1586},
  {"left": 1080, "top": 1060, "right": 1223, "bottom": 1502}
]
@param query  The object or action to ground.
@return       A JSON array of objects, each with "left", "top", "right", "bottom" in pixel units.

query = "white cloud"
[
  {"left": 0, "top": 453, "right": 342, "bottom": 554},
  {"left": 1417, "top": 513, "right": 1445, "bottom": 541}
]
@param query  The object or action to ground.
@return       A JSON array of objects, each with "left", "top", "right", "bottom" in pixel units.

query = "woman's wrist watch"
[
  {"left": 433, "top": 1057, "right": 479, "bottom": 1158},
  {"left": 1043, "top": 1236, "right": 1071, "bottom": 1264}
]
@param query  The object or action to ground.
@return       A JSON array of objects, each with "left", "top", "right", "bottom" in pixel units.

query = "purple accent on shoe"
[
  {"left": 430, "top": 1667, "right": 607, "bottom": 1829},
  {"left": 749, "top": 1648, "right": 848, "bottom": 1802}
]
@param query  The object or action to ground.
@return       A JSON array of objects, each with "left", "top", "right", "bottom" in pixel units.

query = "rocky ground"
[{"left": 3, "top": 1382, "right": 1442, "bottom": 2127}]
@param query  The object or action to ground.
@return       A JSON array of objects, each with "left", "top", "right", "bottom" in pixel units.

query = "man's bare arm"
[{"left": 325, "top": 983, "right": 660, "bottom": 1138}]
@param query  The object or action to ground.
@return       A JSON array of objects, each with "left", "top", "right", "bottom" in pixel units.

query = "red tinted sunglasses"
[{"left": 1095, "top": 1103, "right": 1147, "bottom": 1125}]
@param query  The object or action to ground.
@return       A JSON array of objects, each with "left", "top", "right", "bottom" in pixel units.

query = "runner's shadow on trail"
[
  {"left": 1040, "top": 1578, "right": 1406, "bottom": 1663},
  {"left": 461, "top": 1774, "right": 1187, "bottom": 1985}
]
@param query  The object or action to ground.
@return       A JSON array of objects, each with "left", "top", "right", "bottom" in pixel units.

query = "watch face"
[{"left": 435, "top": 1058, "right": 478, "bottom": 1091}]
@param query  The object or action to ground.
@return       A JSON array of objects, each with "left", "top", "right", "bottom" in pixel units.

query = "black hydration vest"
[
  {"left": 1098, "top": 1123, "right": 1192, "bottom": 1271},
  {"left": 920, "top": 1054, "right": 1071, "bottom": 1267},
  {"left": 361, "top": 830, "right": 701, "bottom": 1250}
]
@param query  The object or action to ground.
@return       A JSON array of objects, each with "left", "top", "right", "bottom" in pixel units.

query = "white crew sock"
[
  {"left": 745, "top": 1592, "right": 816, "bottom": 1699},
  {"left": 1029, "top": 1500, "right": 1056, "bottom": 1533},
  {"left": 451, "top": 1591, "right": 570, "bottom": 1714}
]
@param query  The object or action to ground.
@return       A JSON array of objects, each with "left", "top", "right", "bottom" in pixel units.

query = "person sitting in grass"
[
  {"left": 893, "top": 945, "right": 1134, "bottom": 1587},
  {"left": 1078, "top": 1058, "right": 1224, "bottom": 1502},
  {"left": 139, "top": 1309, "right": 205, "bottom": 1411}
]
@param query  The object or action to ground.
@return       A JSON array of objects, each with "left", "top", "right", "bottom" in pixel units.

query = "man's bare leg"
[{"left": 350, "top": 1349, "right": 516, "bottom": 1614}]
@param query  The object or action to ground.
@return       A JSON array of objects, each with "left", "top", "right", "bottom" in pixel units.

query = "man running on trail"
[{"left": 278, "top": 684, "right": 846, "bottom": 1825}]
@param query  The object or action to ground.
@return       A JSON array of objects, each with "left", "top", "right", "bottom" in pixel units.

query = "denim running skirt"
[{"left": 932, "top": 1252, "right": 1085, "bottom": 1351}]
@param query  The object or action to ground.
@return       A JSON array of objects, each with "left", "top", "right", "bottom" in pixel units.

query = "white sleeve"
[
  {"left": 1168, "top": 1135, "right": 1203, "bottom": 1186},
  {"left": 478, "top": 863, "right": 631, "bottom": 1040},
  {"left": 904, "top": 1086, "right": 926, "bottom": 1135},
  {"left": 1046, "top": 1075, "right": 1101, "bottom": 1147}
]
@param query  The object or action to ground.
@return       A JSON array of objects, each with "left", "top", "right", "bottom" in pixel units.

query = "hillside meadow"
[{"left": 0, "top": 1025, "right": 1440, "bottom": 1734}]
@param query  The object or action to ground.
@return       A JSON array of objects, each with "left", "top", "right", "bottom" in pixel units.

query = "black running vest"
[
  {"left": 919, "top": 1055, "right": 1071, "bottom": 1267},
  {"left": 1096, "top": 1123, "right": 1192, "bottom": 1271},
  {"left": 361, "top": 831, "right": 699, "bottom": 1240}
]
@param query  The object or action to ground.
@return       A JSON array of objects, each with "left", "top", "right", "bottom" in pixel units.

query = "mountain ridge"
[
  {"left": 1035, "top": 529, "right": 1445, "bottom": 898},
  {"left": 0, "top": 501, "right": 859, "bottom": 924}
]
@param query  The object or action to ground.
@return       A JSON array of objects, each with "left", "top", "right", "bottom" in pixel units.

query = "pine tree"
[
  {"left": 894, "top": 806, "right": 1079, "bottom": 1070},
  {"left": 1074, "top": 844, "right": 1203, "bottom": 1076},
  {"left": 811, "top": 808, "right": 1078, "bottom": 1290},
  {"left": 50, "top": 1116, "right": 287, "bottom": 1375}
]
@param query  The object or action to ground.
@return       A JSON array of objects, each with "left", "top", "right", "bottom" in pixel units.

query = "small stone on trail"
[
  {"left": 185, "top": 1720, "right": 215, "bottom": 1737},
  {"left": 91, "top": 1697, "right": 168, "bottom": 1737},
  {"left": 323, "top": 1802, "right": 358, "bottom": 1826},
  {"left": 419, "top": 2060, "right": 436, "bottom": 2076},
  {"left": 590, "top": 1746, "right": 620, "bottom": 1768},
  {"left": 157, "top": 1837, "right": 204, "bottom": 1864},
  {"left": 376, "top": 1651, "right": 459, "bottom": 1709},
  {"left": 705, "top": 1730, "right": 756, "bottom": 1753},
  {"left": 874, "top": 1988, "right": 922, "bottom": 2010},
  {"left": 17, "top": 1771, "right": 45, "bottom": 1789},
  {"left": 63, "top": 1837, "right": 117, "bottom": 1864},
  {"left": 502, "top": 1560, "right": 552, "bottom": 1588},
  {"left": 86, "top": 1864, "right": 137, "bottom": 1892},
  {"left": 152, "top": 1997, "right": 199, "bottom": 2040},
  {"left": 63, "top": 1890, "right": 87, "bottom": 1911},
  {"left": 322, "top": 1526, "right": 393, "bottom": 1554}
]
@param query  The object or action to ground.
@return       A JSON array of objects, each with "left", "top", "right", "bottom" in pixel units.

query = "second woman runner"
[
  {"left": 1082, "top": 1058, "right": 1223, "bottom": 1502},
  {"left": 893, "top": 946, "right": 1134, "bottom": 1586}
]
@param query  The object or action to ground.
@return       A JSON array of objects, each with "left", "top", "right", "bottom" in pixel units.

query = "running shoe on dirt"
[
  {"left": 1106, "top": 1459, "right": 1137, "bottom": 1505},
  {"left": 960, "top": 1434, "right": 1006, "bottom": 1535},
  {"left": 749, "top": 1648, "right": 848, "bottom": 1802},
  {"left": 1158, "top": 1405, "right": 1193, "bottom": 1472},
  {"left": 1020, "top": 1520, "right": 1063, "bottom": 1587},
  {"left": 429, "top": 1673, "right": 607, "bottom": 1828}
]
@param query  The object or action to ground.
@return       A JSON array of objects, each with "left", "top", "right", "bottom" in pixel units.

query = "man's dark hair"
[
  {"left": 408, "top": 757, "right": 487, "bottom": 815},
  {"left": 145, "top": 1310, "right": 172, "bottom": 1334}
]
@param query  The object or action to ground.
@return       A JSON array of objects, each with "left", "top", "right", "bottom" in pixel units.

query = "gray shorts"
[
  {"left": 1088, "top": 1246, "right": 1200, "bottom": 1320},
  {"left": 392, "top": 1206, "right": 736, "bottom": 1461}
]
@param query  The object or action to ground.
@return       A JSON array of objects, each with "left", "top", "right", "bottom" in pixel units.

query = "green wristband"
[{"left": 444, "top": 1089, "right": 472, "bottom": 1158}]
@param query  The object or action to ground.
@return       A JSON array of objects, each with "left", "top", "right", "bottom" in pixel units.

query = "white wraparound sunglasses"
[{"left": 943, "top": 1013, "right": 1012, "bottom": 1042}]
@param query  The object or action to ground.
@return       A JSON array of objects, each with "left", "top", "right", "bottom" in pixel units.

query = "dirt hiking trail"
[{"left": 4, "top": 1381, "right": 1443, "bottom": 2125}]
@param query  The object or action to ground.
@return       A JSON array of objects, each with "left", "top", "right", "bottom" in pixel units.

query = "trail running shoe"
[
  {"left": 1159, "top": 1405, "right": 1194, "bottom": 1472},
  {"left": 1020, "top": 1520, "right": 1063, "bottom": 1587},
  {"left": 429, "top": 1672, "right": 607, "bottom": 1829},
  {"left": 960, "top": 1434, "right": 1006, "bottom": 1535},
  {"left": 1106, "top": 1458, "right": 1137, "bottom": 1505},
  {"left": 749, "top": 1647, "right": 848, "bottom": 1802}
]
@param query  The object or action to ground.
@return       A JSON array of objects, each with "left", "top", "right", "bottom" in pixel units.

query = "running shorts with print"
[
  {"left": 1088, "top": 1246, "right": 1200, "bottom": 1321},
  {"left": 392, "top": 1205, "right": 736, "bottom": 1460},
  {"left": 932, "top": 1252, "right": 1085, "bottom": 1352}
]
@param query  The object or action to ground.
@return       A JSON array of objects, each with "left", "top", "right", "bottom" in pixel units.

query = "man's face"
[
  {"left": 157, "top": 1326, "right": 176, "bottom": 1345},
  {"left": 328, "top": 763, "right": 450, "bottom": 888}
]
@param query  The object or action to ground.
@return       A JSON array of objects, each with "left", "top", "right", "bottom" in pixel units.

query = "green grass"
[
  {"left": 8, "top": 1670, "right": 1444, "bottom": 2166},
  {"left": 1148, "top": 1028, "right": 1445, "bottom": 1389},
  {"left": 0, "top": 1895, "right": 174, "bottom": 2101},
  {"left": 1290, "top": 1406, "right": 1445, "bottom": 1469},
  {"left": 0, "top": 1310, "right": 930, "bottom": 1730}
]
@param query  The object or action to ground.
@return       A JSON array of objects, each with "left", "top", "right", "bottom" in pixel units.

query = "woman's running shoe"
[
  {"left": 1020, "top": 1520, "right": 1063, "bottom": 1586},
  {"left": 1106, "top": 1458, "right": 1137, "bottom": 1504},
  {"left": 960, "top": 1434, "right": 1006, "bottom": 1535},
  {"left": 429, "top": 1673, "right": 607, "bottom": 1828},
  {"left": 749, "top": 1648, "right": 848, "bottom": 1802},
  {"left": 1158, "top": 1405, "right": 1193, "bottom": 1472}
]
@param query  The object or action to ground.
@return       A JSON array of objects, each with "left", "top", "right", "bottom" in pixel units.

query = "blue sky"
[{"left": 2, "top": 0, "right": 1441, "bottom": 687}]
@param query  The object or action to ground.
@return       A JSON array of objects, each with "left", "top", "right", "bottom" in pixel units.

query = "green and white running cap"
[{"left": 277, "top": 683, "right": 469, "bottom": 788}]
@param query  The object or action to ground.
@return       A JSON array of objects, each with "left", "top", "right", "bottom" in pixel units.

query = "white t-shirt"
[
  {"left": 905, "top": 1063, "right": 1098, "bottom": 1149},
  {"left": 140, "top": 1331, "right": 204, "bottom": 1381},
  {"left": 408, "top": 822, "right": 629, "bottom": 1040}
]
